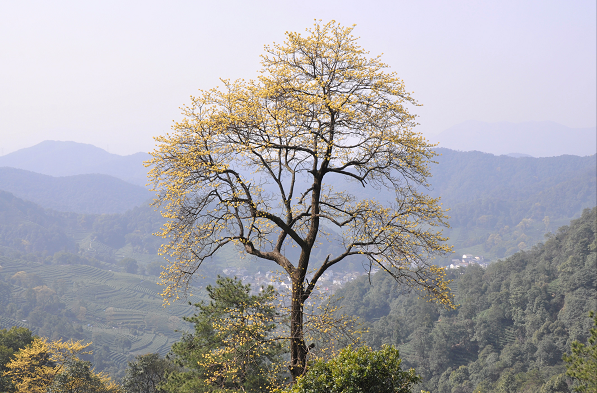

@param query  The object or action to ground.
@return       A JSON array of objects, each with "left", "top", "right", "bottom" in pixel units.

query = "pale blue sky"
[{"left": 1, "top": 0, "right": 595, "bottom": 155}]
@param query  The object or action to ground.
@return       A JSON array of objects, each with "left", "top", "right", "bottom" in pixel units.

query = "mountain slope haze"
[
  {"left": 0, "top": 168, "right": 152, "bottom": 214},
  {"left": 433, "top": 121, "right": 596, "bottom": 157},
  {"left": 0, "top": 140, "right": 150, "bottom": 186}
]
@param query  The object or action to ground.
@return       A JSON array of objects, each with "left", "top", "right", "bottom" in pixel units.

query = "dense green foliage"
[
  {"left": 563, "top": 311, "right": 597, "bottom": 392},
  {"left": 0, "top": 327, "right": 35, "bottom": 392},
  {"left": 334, "top": 207, "right": 596, "bottom": 392},
  {"left": 48, "top": 359, "right": 114, "bottom": 393},
  {"left": 286, "top": 345, "right": 420, "bottom": 393},
  {"left": 1, "top": 269, "right": 85, "bottom": 343},
  {"left": 162, "top": 277, "right": 285, "bottom": 392},
  {"left": 122, "top": 353, "right": 177, "bottom": 393}
]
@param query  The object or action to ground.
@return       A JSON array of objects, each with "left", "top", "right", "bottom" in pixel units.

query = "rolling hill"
[
  {"left": 0, "top": 253, "right": 198, "bottom": 378},
  {"left": 0, "top": 167, "right": 152, "bottom": 214},
  {"left": 0, "top": 140, "right": 150, "bottom": 186},
  {"left": 431, "top": 121, "right": 596, "bottom": 157}
]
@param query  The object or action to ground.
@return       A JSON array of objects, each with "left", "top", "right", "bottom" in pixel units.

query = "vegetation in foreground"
[
  {"left": 3, "top": 336, "right": 120, "bottom": 393},
  {"left": 287, "top": 345, "right": 420, "bottom": 393},
  {"left": 2, "top": 273, "right": 595, "bottom": 391}
]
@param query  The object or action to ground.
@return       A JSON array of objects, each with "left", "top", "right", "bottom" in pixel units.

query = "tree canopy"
[
  {"left": 162, "top": 277, "right": 284, "bottom": 392},
  {"left": 0, "top": 327, "right": 35, "bottom": 392},
  {"left": 286, "top": 345, "right": 420, "bottom": 393},
  {"left": 122, "top": 353, "right": 177, "bottom": 393},
  {"left": 148, "top": 20, "right": 454, "bottom": 379},
  {"left": 564, "top": 311, "right": 597, "bottom": 392},
  {"left": 3, "top": 337, "right": 119, "bottom": 393}
]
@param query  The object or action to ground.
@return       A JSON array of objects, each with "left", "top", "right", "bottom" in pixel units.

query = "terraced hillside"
[{"left": 0, "top": 254, "right": 204, "bottom": 375}]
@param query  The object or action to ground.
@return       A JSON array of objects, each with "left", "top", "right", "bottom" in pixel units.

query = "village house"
[{"left": 449, "top": 254, "right": 488, "bottom": 269}]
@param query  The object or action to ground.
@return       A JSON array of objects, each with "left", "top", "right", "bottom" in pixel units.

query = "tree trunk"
[{"left": 289, "top": 281, "right": 308, "bottom": 382}]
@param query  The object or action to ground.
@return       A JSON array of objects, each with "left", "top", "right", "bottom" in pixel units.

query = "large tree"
[{"left": 148, "top": 20, "right": 454, "bottom": 380}]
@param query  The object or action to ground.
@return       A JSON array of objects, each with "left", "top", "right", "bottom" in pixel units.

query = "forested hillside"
[
  {"left": 0, "top": 190, "right": 161, "bottom": 258},
  {"left": 430, "top": 150, "right": 596, "bottom": 262},
  {"left": 334, "top": 207, "right": 597, "bottom": 392},
  {"left": 0, "top": 251, "right": 196, "bottom": 378},
  {"left": 431, "top": 149, "right": 595, "bottom": 205},
  {"left": 0, "top": 191, "right": 200, "bottom": 377},
  {"left": 0, "top": 191, "right": 78, "bottom": 254}
]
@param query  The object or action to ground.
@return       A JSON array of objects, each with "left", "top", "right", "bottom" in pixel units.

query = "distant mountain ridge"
[
  {"left": 327, "top": 149, "right": 595, "bottom": 261},
  {"left": 0, "top": 140, "right": 150, "bottom": 186},
  {"left": 0, "top": 167, "right": 152, "bottom": 214},
  {"left": 0, "top": 140, "right": 595, "bottom": 262},
  {"left": 2, "top": 131, "right": 595, "bottom": 190},
  {"left": 432, "top": 121, "right": 596, "bottom": 157},
  {"left": 430, "top": 148, "right": 596, "bottom": 205},
  {"left": 330, "top": 148, "right": 596, "bottom": 209}
]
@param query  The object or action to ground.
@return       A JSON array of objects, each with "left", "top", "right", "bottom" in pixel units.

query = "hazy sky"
[{"left": 1, "top": 0, "right": 595, "bottom": 155}]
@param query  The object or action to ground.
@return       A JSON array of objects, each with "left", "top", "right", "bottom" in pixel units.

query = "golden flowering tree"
[
  {"left": 3, "top": 337, "right": 120, "bottom": 393},
  {"left": 148, "top": 20, "right": 454, "bottom": 380}
]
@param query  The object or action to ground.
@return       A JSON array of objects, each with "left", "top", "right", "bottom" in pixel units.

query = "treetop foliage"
[
  {"left": 286, "top": 345, "right": 420, "bottom": 393},
  {"left": 122, "top": 353, "right": 177, "bottom": 393},
  {"left": 564, "top": 311, "right": 597, "bottom": 392},
  {"left": 3, "top": 336, "right": 120, "bottom": 393},
  {"left": 0, "top": 327, "right": 35, "bottom": 392}
]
